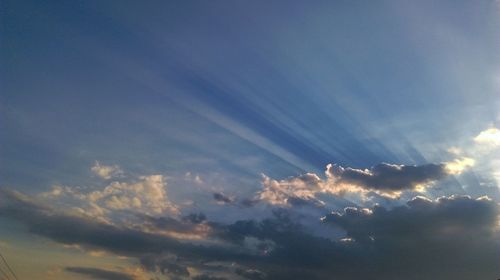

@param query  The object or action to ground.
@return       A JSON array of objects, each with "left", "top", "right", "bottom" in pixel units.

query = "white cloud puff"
[
  {"left": 44, "top": 175, "right": 179, "bottom": 221},
  {"left": 474, "top": 127, "right": 500, "bottom": 147},
  {"left": 258, "top": 173, "right": 323, "bottom": 206},
  {"left": 87, "top": 175, "right": 178, "bottom": 215},
  {"left": 91, "top": 161, "right": 123, "bottom": 180}
]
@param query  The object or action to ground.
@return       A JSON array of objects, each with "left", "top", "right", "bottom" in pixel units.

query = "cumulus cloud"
[
  {"left": 13, "top": 160, "right": 482, "bottom": 279},
  {"left": 323, "top": 195, "right": 498, "bottom": 242},
  {"left": 256, "top": 161, "right": 464, "bottom": 206},
  {"left": 1, "top": 188, "right": 499, "bottom": 280},
  {"left": 65, "top": 267, "right": 135, "bottom": 280},
  {"left": 321, "top": 195, "right": 500, "bottom": 279},
  {"left": 443, "top": 157, "right": 475, "bottom": 174},
  {"left": 448, "top": 127, "right": 500, "bottom": 190},
  {"left": 89, "top": 175, "right": 178, "bottom": 215},
  {"left": 44, "top": 175, "right": 179, "bottom": 220},
  {"left": 91, "top": 161, "right": 123, "bottom": 180},
  {"left": 326, "top": 163, "right": 448, "bottom": 191},
  {"left": 474, "top": 127, "right": 500, "bottom": 146},
  {"left": 257, "top": 173, "right": 323, "bottom": 206}
]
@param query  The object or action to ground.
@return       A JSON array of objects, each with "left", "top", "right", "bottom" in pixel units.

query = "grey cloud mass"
[
  {"left": 327, "top": 163, "right": 449, "bottom": 191},
  {"left": 322, "top": 195, "right": 500, "bottom": 279},
  {"left": 213, "top": 192, "right": 234, "bottom": 204},
  {"left": 1, "top": 188, "right": 499, "bottom": 279}
]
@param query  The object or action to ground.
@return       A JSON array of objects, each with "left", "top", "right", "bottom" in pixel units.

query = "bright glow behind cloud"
[{"left": 474, "top": 127, "right": 500, "bottom": 147}]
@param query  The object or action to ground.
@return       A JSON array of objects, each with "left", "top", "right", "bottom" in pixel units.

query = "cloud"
[
  {"left": 474, "top": 127, "right": 500, "bottom": 146},
  {"left": 326, "top": 162, "right": 448, "bottom": 192},
  {"left": 185, "top": 172, "right": 204, "bottom": 184},
  {"left": 443, "top": 157, "right": 475, "bottom": 174},
  {"left": 65, "top": 267, "right": 135, "bottom": 280},
  {"left": 90, "top": 175, "right": 178, "bottom": 215},
  {"left": 140, "top": 255, "right": 190, "bottom": 277},
  {"left": 235, "top": 268, "right": 266, "bottom": 280},
  {"left": 44, "top": 175, "right": 179, "bottom": 219},
  {"left": 0, "top": 189, "right": 256, "bottom": 261},
  {"left": 257, "top": 161, "right": 460, "bottom": 206},
  {"left": 2, "top": 188, "right": 499, "bottom": 280},
  {"left": 213, "top": 192, "right": 234, "bottom": 205},
  {"left": 321, "top": 195, "right": 500, "bottom": 279},
  {"left": 91, "top": 161, "right": 123, "bottom": 180},
  {"left": 192, "top": 275, "right": 227, "bottom": 280},
  {"left": 137, "top": 213, "right": 211, "bottom": 240},
  {"left": 257, "top": 173, "right": 323, "bottom": 206}
]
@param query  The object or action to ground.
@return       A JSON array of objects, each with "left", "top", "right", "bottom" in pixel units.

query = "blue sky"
[{"left": 1, "top": 1, "right": 500, "bottom": 279}]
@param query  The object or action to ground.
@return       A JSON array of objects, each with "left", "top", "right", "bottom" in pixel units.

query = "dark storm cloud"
[
  {"left": 65, "top": 267, "right": 134, "bottom": 280},
  {"left": 1, "top": 189, "right": 499, "bottom": 280},
  {"left": 327, "top": 162, "right": 448, "bottom": 191}
]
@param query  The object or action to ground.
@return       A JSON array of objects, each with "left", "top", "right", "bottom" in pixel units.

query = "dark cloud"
[
  {"left": 213, "top": 192, "right": 234, "bottom": 204},
  {"left": 140, "top": 255, "right": 190, "bottom": 277},
  {"left": 0, "top": 189, "right": 246, "bottom": 261},
  {"left": 322, "top": 195, "right": 500, "bottom": 279},
  {"left": 1, "top": 189, "right": 499, "bottom": 280},
  {"left": 65, "top": 267, "right": 134, "bottom": 280},
  {"left": 240, "top": 198, "right": 258, "bottom": 208},
  {"left": 137, "top": 212, "right": 206, "bottom": 234},
  {"left": 192, "top": 275, "right": 227, "bottom": 280},
  {"left": 183, "top": 213, "right": 207, "bottom": 224},
  {"left": 327, "top": 163, "right": 448, "bottom": 191},
  {"left": 235, "top": 268, "right": 266, "bottom": 280}
]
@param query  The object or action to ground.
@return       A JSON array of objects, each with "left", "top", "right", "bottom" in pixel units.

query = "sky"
[{"left": 1, "top": 0, "right": 500, "bottom": 279}]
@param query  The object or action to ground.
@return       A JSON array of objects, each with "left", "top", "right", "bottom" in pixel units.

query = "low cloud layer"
[
  {"left": 0, "top": 157, "right": 496, "bottom": 279},
  {"left": 321, "top": 195, "right": 500, "bottom": 279},
  {"left": 326, "top": 162, "right": 448, "bottom": 191},
  {"left": 65, "top": 267, "right": 135, "bottom": 280},
  {"left": 1, "top": 187, "right": 499, "bottom": 280}
]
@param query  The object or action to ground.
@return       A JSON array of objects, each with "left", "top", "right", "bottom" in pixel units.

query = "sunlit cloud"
[
  {"left": 42, "top": 164, "right": 179, "bottom": 222},
  {"left": 91, "top": 161, "right": 124, "bottom": 180},
  {"left": 444, "top": 157, "right": 475, "bottom": 174},
  {"left": 474, "top": 127, "right": 500, "bottom": 147},
  {"left": 256, "top": 159, "right": 470, "bottom": 207}
]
